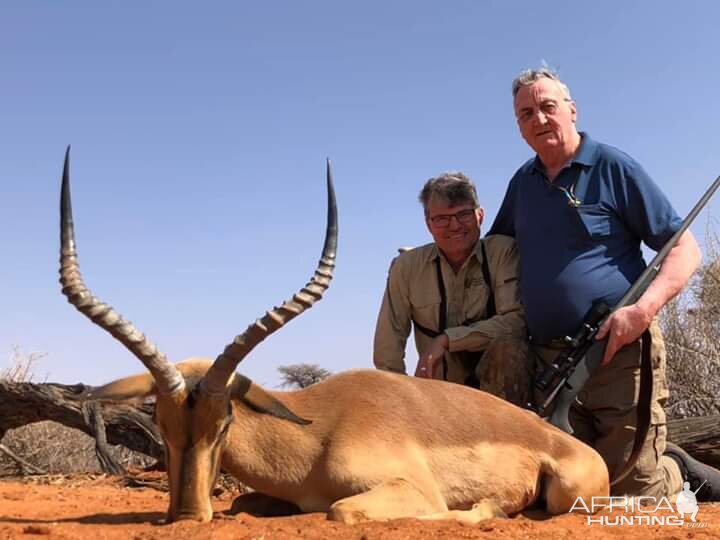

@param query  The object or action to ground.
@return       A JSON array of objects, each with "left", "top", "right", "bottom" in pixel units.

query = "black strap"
[
  {"left": 412, "top": 256, "right": 447, "bottom": 340},
  {"left": 410, "top": 257, "right": 448, "bottom": 378},
  {"left": 479, "top": 239, "right": 495, "bottom": 318},
  {"left": 411, "top": 240, "right": 495, "bottom": 381},
  {"left": 412, "top": 320, "right": 440, "bottom": 338},
  {"left": 529, "top": 330, "right": 653, "bottom": 486},
  {"left": 435, "top": 256, "right": 449, "bottom": 380},
  {"left": 436, "top": 256, "right": 448, "bottom": 332},
  {"left": 610, "top": 329, "right": 654, "bottom": 486}
]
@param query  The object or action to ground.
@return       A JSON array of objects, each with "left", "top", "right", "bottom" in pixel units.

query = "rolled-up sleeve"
[{"left": 373, "top": 257, "right": 412, "bottom": 374}]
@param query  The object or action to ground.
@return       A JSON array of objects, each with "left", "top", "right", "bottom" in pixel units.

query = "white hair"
[{"left": 511, "top": 65, "right": 572, "bottom": 100}]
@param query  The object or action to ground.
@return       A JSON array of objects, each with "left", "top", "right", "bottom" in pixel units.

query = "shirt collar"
[
  {"left": 572, "top": 132, "right": 599, "bottom": 166},
  {"left": 531, "top": 132, "right": 599, "bottom": 175},
  {"left": 430, "top": 240, "right": 482, "bottom": 267}
]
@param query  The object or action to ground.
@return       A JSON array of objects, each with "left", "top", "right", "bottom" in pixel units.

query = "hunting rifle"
[{"left": 534, "top": 174, "right": 720, "bottom": 434}]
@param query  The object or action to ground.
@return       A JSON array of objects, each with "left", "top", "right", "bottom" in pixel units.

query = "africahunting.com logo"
[{"left": 570, "top": 482, "right": 708, "bottom": 528}]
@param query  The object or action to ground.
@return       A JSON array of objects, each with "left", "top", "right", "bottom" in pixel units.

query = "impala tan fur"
[{"left": 58, "top": 148, "right": 609, "bottom": 525}]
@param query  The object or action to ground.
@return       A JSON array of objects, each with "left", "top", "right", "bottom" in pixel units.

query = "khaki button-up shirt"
[{"left": 373, "top": 234, "right": 526, "bottom": 382}]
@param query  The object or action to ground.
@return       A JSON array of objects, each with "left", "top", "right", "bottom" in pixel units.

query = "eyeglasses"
[{"left": 428, "top": 208, "right": 477, "bottom": 228}]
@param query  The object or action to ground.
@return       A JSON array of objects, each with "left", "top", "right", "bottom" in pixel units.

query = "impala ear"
[
  {"left": 80, "top": 372, "right": 157, "bottom": 401},
  {"left": 231, "top": 374, "right": 312, "bottom": 426}
]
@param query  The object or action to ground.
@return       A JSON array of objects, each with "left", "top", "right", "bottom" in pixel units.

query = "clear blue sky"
[{"left": 2, "top": 2, "right": 719, "bottom": 387}]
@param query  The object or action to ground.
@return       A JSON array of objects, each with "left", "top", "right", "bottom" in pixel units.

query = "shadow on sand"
[{"left": 0, "top": 511, "right": 166, "bottom": 526}]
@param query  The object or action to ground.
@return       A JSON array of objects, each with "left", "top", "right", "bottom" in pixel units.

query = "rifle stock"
[{"left": 546, "top": 340, "right": 606, "bottom": 433}]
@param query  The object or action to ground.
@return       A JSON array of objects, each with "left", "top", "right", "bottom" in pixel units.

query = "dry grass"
[
  {"left": 0, "top": 421, "right": 153, "bottom": 476},
  {"left": 1, "top": 345, "right": 47, "bottom": 383},
  {"left": 0, "top": 347, "right": 154, "bottom": 476}
]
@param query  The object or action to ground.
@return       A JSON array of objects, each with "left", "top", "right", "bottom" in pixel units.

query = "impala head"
[{"left": 59, "top": 147, "right": 337, "bottom": 522}]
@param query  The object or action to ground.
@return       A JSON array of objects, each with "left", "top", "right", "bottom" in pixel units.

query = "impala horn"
[
  {"left": 201, "top": 159, "right": 338, "bottom": 395},
  {"left": 59, "top": 147, "right": 185, "bottom": 396}
]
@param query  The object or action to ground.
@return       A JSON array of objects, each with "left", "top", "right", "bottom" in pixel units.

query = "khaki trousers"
[
  {"left": 444, "top": 337, "right": 533, "bottom": 409},
  {"left": 532, "top": 320, "right": 683, "bottom": 498}
]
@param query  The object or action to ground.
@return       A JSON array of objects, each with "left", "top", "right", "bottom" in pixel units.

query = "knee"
[
  {"left": 476, "top": 337, "right": 531, "bottom": 382},
  {"left": 481, "top": 337, "right": 530, "bottom": 372},
  {"left": 484, "top": 336, "right": 529, "bottom": 356},
  {"left": 327, "top": 501, "right": 367, "bottom": 524}
]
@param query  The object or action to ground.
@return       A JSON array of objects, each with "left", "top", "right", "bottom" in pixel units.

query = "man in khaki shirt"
[{"left": 373, "top": 172, "right": 530, "bottom": 406}]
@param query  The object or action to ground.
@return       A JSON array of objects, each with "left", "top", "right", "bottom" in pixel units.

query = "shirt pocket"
[
  {"left": 576, "top": 203, "right": 612, "bottom": 239},
  {"left": 409, "top": 286, "right": 441, "bottom": 331},
  {"left": 495, "top": 276, "right": 521, "bottom": 315},
  {"left": 463, "top": 278, "right": 489, "bottom": 323}
]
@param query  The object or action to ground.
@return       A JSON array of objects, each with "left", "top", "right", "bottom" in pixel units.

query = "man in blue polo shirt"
[{"left": 489, "top": 67, "right": 720, "bottom": 500}]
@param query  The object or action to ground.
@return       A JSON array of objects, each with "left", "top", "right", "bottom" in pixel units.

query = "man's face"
[
  {"left": 425, "top": 197, "right": 483, "bottom": 260},
  {"left": 514, "top": 78, "right": 577, "bottom": 158}
]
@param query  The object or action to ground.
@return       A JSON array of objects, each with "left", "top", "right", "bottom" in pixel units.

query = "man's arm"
[
  {"left": 445, "top": 237, "right": 526, "bottom": 351},
  {"left": 597, "top": 230, "right": 701, "bottom": 364},
  {"left": 415, "top": 237, "right": 526, "bottom": 378},
  {"left": 594, "top": 159, "right": 702, "bottom": 365},
  {"left": 373, "top": 257, "right": 412, "bottom": 374},
  {"left": 488, "top": 179, "right": 517, "bottom": 237}
]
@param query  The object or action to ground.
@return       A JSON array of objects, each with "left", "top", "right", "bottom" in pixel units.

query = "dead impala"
[{"left": 59, "top": 148, "right": 609, "bottom": 524}]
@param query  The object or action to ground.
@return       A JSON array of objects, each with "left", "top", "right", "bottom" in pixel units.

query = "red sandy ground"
[{"left": 0, "top": 475, "right": 718, "bottom": 540}]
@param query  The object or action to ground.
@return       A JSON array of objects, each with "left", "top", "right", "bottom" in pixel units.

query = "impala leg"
[
  {"left": 417, "top": 499, "right": 508, "bottom": 525},
  {"left": 543, "top": 451, "right": 610, "bottom": 514},
  {"left": 327, "top": 477, "right": 446, "bottom": 524}
]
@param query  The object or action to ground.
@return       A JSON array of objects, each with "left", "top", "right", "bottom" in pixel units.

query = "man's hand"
[
  {"left": 595, "top": 304, "right": 652, "bottom": 365},
  {"left": 415, "top": 334, "right": 449, "bottom": 378},
  {"left": 595, "top": 231, "right": 701, "bottom": 367}
]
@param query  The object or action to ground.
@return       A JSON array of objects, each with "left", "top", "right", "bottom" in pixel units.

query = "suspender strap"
[
  {"left": 410, "top": 257, "right": 448, "bottom": 378},
  {"left": 434, "top": 257, "right": 449, "bottom": 380},
  {"left": 411, "top": 256, "right": 447, "bottom": 339},
  {"left": 411, "top": 241, "right": 495, "bottom": 381},
  {"left": 412, "top": 321, "right": 440, "bottom": 338},
  {"left": 479, "top": 239, "right": 495, "bottom": 318},
  {"left": 435, "top": 257, "right": 447, "bottom": 334}
]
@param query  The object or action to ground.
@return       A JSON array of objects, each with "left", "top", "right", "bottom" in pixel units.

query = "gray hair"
[
  {"left": 511, "top": 66, "right": 572, "bottom": 100},
  {"left": 419, "top": 172, "right": 479, "bottom": 216}
]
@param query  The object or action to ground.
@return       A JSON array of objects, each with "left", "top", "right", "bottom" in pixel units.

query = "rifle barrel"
[{"left": 617, "top": 175, "right": 720, "bottom": 308}]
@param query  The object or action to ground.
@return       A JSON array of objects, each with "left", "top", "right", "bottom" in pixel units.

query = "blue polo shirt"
[{"left": 488, "top": 133, "right": 682, "bottom": 343}]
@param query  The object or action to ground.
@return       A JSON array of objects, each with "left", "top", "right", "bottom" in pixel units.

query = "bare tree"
[
  {"left": 1, "top": 345, "right": 47, "bottom": 383},
  {"left": 662, "top": 220, "right": 720, "bottom": 418},
  {"left": 277, "top": 363, "right": 332, "bottom": 389}
]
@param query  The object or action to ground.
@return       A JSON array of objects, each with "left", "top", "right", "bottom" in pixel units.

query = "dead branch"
[
  {"left": 668, "top": 415, "right": 720, "bottom": 468},
  {"left": 0, "top": 443, "right": 46, "bottom": 474},
  {"left": 82, "top": 402, "right": 125, "bottom": 475},
  {"left": 0, "top": 380, "right": 163, "bottom": 470}
]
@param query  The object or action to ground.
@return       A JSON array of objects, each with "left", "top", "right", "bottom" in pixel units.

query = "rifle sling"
[
  {"left": 412, "top": 240, "right": 495, "bottom": 380},
  {"left": 610, "top": 328, "right": 653, "bottom": 486}
]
